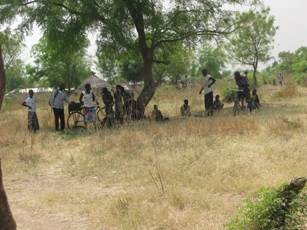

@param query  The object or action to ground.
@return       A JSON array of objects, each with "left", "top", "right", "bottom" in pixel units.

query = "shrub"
[
  {"left": 225, "top": 179, "right": 307, "bottom": 230},
  {"left": 274, "top": 84, "right": 298, "bottom": 98},
  {"left": 220, "top": 85, "right": 237, "bottom": 102},
  {"left": 292, "top": 73, "right": 307, "bottom": 85},
  {"left": 258, "top": 72, "right": 276, "bottom": 85}
]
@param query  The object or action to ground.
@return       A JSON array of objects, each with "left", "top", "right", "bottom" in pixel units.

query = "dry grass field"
[{"left": 1, "top": 78, "right": 307, "bottom": 230}]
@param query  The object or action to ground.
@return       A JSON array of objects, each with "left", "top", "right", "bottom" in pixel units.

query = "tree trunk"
[
  {"left": 0, "top": 159, "right": 17, "bottom": 230},
  {"left": 136, "top": 47, "right": 156, "bottom": 114},
  {"left": 0, "top": 44, "right": 6, "bottom": 110},
  {"left": 253, "top": 59, "right": 258, "bottom": 87}
]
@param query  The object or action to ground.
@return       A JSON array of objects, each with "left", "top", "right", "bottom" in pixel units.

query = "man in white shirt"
[
  {"left": 49, "top": 83, "right": 72, "bottom": 131},
  {"left": 199, "top": 69, "right": 216, "bottom": 116}
]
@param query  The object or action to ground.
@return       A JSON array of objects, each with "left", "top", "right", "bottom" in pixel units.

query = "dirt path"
[{"left": 5, "top": 163, "right": 125, "bottom": 230}]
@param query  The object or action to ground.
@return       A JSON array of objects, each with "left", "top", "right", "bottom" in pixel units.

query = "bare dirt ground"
[
  {"left": 6, "top": 165, "right": 89, "bottom": 230},
  {"left": 5, "top": 163, "right": 128, "bottom": 229}
]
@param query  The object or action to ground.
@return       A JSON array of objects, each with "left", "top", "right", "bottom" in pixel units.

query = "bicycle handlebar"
[{"left": 228, "top": 88, "right": 244, "bottom": 92}]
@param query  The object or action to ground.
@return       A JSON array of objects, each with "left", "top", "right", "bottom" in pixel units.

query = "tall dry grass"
[{"left": 1, "top": 83, "right": 307, "bottom": 230}]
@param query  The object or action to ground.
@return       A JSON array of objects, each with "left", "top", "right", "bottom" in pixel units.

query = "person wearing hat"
[{"left": 49, "top": 83, "right": 73, "bottom": 132}]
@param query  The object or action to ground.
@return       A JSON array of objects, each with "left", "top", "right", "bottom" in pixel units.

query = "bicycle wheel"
[
  {"left": 96, "top": 107, "right": 106, "bottom": 122},
  {"left": 233, "top": 99, "right": 240, "bottom": 116},
  {"left": 123, "top": 113, "right": 132, "bottom": 124},
  {"left": 102, "top": 112, "right": 116, "bottom": 128},
  {"left": 67, "top": 112, "right": 85, "bottom": 129},
  {"left": 84, "top": 119, "right": 97, "bottom": 131}
]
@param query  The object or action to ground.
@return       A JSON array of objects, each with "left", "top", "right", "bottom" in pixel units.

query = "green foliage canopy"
[
  {"left": 28, "top": 37, "right": 92, "bottom": 90},
  {"left": 120, "top": 61, "right": 143, "bottom": 84},
  {"left": 193, "top": 44, "right": 226, "bottom": 79},
  {"left": 0, "top": 28, "right": 26, "bottom": 92},
  {"left": 225, "top": 7, "right": 277, "bottom": 86},
  {"left": 0, "top": 0, "right": 261, "bottom": 110}
]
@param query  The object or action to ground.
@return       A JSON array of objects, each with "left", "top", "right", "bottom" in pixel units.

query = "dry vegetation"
[{"left": 1, "top": 79, "right": 307, "bottom": 230}]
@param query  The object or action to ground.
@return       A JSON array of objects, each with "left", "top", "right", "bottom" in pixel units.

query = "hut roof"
[{"left": 76, "top": 74, "right": 109, "bottom": 92}]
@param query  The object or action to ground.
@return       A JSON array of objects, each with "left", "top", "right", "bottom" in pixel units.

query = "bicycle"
[
  {"left": 94, "top": 100, "right": 106, "bottom": 123},
  {"left": 100, "top": 103, "right": 118, "bottom": 129},
  {"left": 67, "top": 103, "right": 98, "bottom": 130}
]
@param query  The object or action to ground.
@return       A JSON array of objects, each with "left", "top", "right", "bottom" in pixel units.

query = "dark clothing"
[
  {"left": 237, "top": 88, "right": 251, "bottom": 108},
  {"left": 114, "top": 90, "right": 122, "bottom": 103},
  {"left": 213, "top": 99, "right": 224, "bottom": 110},
  {"left": 236, "top": 75, "right": 249, "bottom": 89},
  {"left": 251, "top": 93, "right": 260, "bottom": 109},
  {"left": 123, "top": 93, "right": 132, "bottom": 115},
  {"left": 235, "top": 74, "right": 250, "bottom": 102},
  {"left": 152, "top": 109, "right": 163, "bottom": 121},
  {"left": 180, "top": 104, "right": 191, "bottom": 116},
  {"left": 113, "top": 90, "right": 123, "bottom": 120},
  {"left": 53, "top": 108, "right": 65, "bottom": 131},
  {"left": 204, "top": 91, "right": 214, "bottom": 113},
  {"left": 102, "top": 92, "right": 114, "bottom": 115},
  {"left": 49, "top": 89, "right": 71, "bottom": 131},
  {"left": 28, "top": 111, "right": 39, "bottom": 132}
]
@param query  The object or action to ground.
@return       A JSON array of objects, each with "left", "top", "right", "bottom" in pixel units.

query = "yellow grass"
[{"left": 1, "top": 82, "right": 307, "bottom": 230}]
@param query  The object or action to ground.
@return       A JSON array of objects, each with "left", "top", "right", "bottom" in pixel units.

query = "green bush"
[
  {"left": 225, "top": 183, "right": 307, "bottom": 230},
  {"left": 292, "top": 73, "right": 307, "bottom": 85},
  {"left": 220, "top": 85, "right": 237, "bottom": 102},
  {"left": 258, "top": 72, "right": 276, "bottom": 85}
]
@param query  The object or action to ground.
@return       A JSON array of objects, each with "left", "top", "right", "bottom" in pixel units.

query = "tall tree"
[
  {"left": 276, "top": 47, "right": 307, "bottom": 74},
  {"left": 225, "top": 7, "right": 277, "bottom": 86},
  {"left": 292, "top": 47, "right": 307, "bottom": 73},
  {"left": 29, "top": 37, "right": 91, "bottom": 91},
  {"left": 0, "top": 0, "right": 260, "bottom": 112},
  {"left": 0, "top": 28, "right": 25, "bottom": 109},
  {"left": 95, "top": 51, "right": 118, "bottom": 85},
  {"left": 0, "top": 44, "right": 5, "bottom": 110},
  {"left": 192, "top": 44, "right": 226, "bottom": 79},
  {"left": 6, "top": 59, "right": 26, "bottom": 92},
  {"left": 277, "top": 51, "right": 294, "bottom": 73},
  {"left": 120, "top": 61, "right": 143, "bottom": 84},
  {"left": 162, "top": 45, "right": 193, "bottom": 84}
]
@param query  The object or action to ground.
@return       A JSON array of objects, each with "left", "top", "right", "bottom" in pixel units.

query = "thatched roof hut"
[{"left": 75, "top": 74, "right": 110, "bottom": 92}]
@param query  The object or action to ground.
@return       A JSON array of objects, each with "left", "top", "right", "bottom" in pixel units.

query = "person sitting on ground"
[
  {"left": 213, "top": 95, "right": 224, "bottom": 110},
  {"left": 151, "top": 105, "right": 163, "bottom": 121},
  {"left": 251, "top": 88, "right": 261, "bottom": 109},
  {"left": 180, "top": 99, "right": 191, "bottom": 116},
  {"left": 151, "top": 105, "right": 169, "bottom": 121}
]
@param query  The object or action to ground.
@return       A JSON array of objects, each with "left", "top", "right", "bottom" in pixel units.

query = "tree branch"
[{"left": 152, "top": 60, "right": 170, "bottom": 65}]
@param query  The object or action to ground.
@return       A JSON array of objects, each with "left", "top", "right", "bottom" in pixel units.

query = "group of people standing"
[{"left": 21, "top": 68, "right": 271, "bottom": 132}]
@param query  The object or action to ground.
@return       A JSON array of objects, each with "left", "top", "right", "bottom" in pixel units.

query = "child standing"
[
  {"left": 79, "top": 83, "right": 96, "bottom": 123},
  {"left": 21, "top": 90, "right": 39, "bottom": 132}
]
